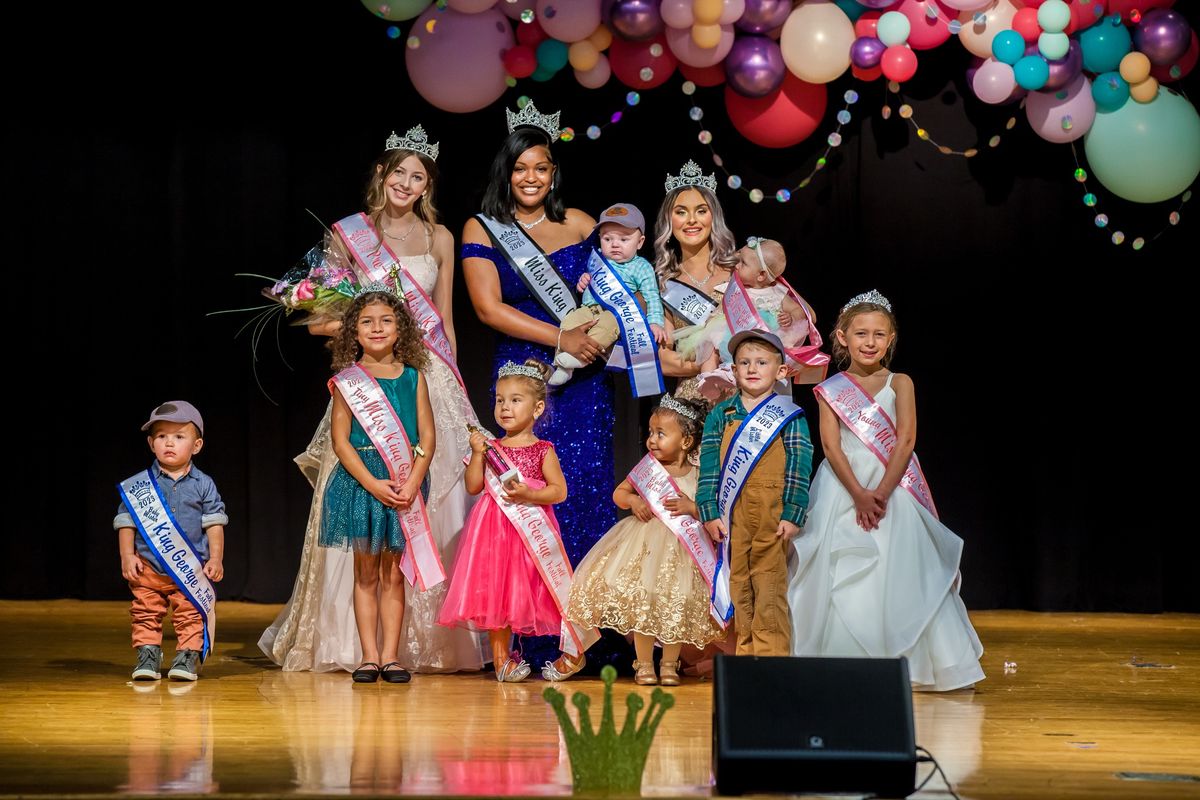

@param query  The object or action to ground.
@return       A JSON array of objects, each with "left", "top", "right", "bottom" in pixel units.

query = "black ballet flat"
[
  {"left": 381, "top": 662, "right": 412, "bottom": 684},
  {"left": 352, "top": 662, "right": 381, "bottom": 683}
]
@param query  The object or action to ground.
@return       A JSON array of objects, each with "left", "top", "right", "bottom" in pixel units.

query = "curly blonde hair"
[
  {"left": 652, "top": 185, "right": 739, "bottom": 288},
  {"left": 331, "top": 291, "right": 430, "bottom": 372},
  {"left": 832, "top": 302, "right": 898, "bottom": 369}
]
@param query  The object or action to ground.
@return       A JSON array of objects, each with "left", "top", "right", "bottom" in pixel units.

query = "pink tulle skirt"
[{"left": 437, "top": 492, "right": 562, "bottom": 636}]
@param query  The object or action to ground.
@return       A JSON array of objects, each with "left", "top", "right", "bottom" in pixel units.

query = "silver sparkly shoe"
[
  {"left": 541, "top": 654, "right": 586, "bottom": 682},
  {"left": 496, "top": 657, "right": 532, "bottom": 683}
]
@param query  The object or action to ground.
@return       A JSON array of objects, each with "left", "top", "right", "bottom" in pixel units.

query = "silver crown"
[
  {"left": 497, "top": 361, "right": 546, "bottom": 382},
  {"left": 506, "top": 100, "right": 562, "bottom": 138},
  {"left": 842, "top": 289, "right": 892, "bottom": 313},
  {"left": 385, "top": 124, "right": 439, "bottom": 161},
  {"left": 355, "top": 267, "right": 405, "bottom": 300},
  {"left": 665, "top": 159, "right": 717, "bottom": 193},
  {"left": 658, "top": 394, "right": 699, "bottom": 421}
]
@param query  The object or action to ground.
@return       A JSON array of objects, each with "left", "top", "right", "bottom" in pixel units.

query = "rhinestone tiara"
[
  {"left": 385, "top": 124, "right": 439, "bottom": 161},
  {"left": 841, "top": 289, "right": 892, "bottom": 313},
  {"left": 658, "top": 394, "right": 699, "bottom": 421},
  {"left": 497, "top": 361, "right": 546, "bottom": 382},
  {"left": 506, "top": 100, "right": 561, "bottom": 139},
  {"left": 665, "top": 159, "right": 717, "bottom": 193}
]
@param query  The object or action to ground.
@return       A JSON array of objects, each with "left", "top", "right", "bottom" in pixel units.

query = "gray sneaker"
[
  {"left": 132, "top": 645, "right": 162, "bottom": 680},
  {"left": 167, "top": 649, "right": 201, "bottom": 681}
]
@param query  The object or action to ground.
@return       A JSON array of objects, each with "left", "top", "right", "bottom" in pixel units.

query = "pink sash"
[
  {"left": 722, "top": 274, "right": 829, "bottom": 384},
  {"left": 330, "top": 365, "right": 446, "bottom": 589},
  {"left": 814, "top": 372, "right": 938, "bottom": 518}
]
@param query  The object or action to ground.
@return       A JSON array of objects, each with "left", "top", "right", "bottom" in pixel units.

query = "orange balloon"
[
  {"left": 693, "top": 0, "right": 723, "bottom": 26},
  {"left": 569, "top": 40, "right": 600, "bottom": 71},
  {"left": 692, "top": 22, "right": 723, "bottom": 49},
  {"left": 588, "top": 24, "right": 613, "bottom": 51},
  {"left": 1129, "top": 77, "right": 1160, "bottom": 103},
  {"left": 1119, "top": 52, "right": 1151, "bottom": 85}
]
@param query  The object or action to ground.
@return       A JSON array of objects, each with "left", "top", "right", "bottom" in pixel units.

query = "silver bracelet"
[{"left": 556, "top": 327, "right": 564, "bottom": 355}]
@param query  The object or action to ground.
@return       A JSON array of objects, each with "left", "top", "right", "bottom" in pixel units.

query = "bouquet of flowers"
[{"left": 262, "top": 240, "right": 360, "bottom": 325}]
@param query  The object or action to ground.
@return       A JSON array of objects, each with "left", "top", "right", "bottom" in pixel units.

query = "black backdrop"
[{"left": 6, "top": 3, "right": 1195, "bottom": 611}]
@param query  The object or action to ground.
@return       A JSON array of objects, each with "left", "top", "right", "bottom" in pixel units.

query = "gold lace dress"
[{"left": 564, "top": 469, "right": 724, "bottom": 648}]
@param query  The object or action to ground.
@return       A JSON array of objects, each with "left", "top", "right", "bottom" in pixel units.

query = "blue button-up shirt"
[{"left": 114, "top": 462, "right": 228, "bottom": 574}]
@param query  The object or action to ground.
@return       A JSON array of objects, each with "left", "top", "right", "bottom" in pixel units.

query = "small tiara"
[
  {"left": 658, "top": 394, "right": 699, "bottom": 421},
  {"left": 665, "top": 159, "right": 717, "bottom": 193},
  {"left": 842, "top": 289, "right": 892, "bottom": 313},
  {"left": 497, "top": 361, "right": 545, "bottom": 382},
  {"left": 506, "top": 100, "right": 561, "bottom": 139},
  {"left": 355, "top": 267, "right": 405, "bottom": 300},
  {"left": 385, "top": 124, "right": 439, "bottom": 161}
]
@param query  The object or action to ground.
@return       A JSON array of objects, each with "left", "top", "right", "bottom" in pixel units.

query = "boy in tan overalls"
[{"left": 696, "top": 330, "right": 813, "bottom": 655}]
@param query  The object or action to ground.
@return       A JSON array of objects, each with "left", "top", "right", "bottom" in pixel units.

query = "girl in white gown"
[
  {"left": 787, "top": 290, "right": 983, "bottom": 691},
  {"left": 259, "top": 129, "right": 487, "bottom": 673}
]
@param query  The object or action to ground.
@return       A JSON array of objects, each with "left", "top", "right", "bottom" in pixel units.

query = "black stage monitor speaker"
[{"left": 713, "top": 655, "right": 916, "bottom": 797}]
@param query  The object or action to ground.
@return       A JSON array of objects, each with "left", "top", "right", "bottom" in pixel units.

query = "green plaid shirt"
[{"left": 696, "top": 394, "right": 813, "bottom": 526}]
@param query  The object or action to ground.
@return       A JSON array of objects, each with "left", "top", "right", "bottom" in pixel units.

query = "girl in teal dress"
[{"left": 320, "top": 289, "right": 435, "bottom": 684}]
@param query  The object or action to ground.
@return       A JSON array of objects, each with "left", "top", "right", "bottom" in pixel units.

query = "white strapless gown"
[
  {"left": 787, "top": 373, "right": 984, "bottom": 691},
  {"left": 259, "top": 253, "right": 487, "bottom": 672}
]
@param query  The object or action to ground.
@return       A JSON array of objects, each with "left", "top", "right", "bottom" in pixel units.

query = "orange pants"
[{"left": 128, "top": 556, "right": 203, "bottom": 651}]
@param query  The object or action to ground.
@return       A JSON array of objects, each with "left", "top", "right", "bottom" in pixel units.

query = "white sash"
[
  {"left": 713, "top": 394, "right": 805, "bottom": 619},
  {"left": 722, "top": 274, "right": 830, "bottom": 384},
  {"left": 626, "top": 455, "right": 728, "bottom": 626},
  {"left": 586, "top": 249, "right": 664, "bottom": 398},
  {"left": 815, "top": 372, "right": 938, "bottom": 518},
  {"left": 475, "top": 214, "right": 578, "bottom": 322},
  {"left": 117, "top": 471, "right": 217, "bottom": 660},
  {"left": 662, "top": 278, "right": 718, "bottom": 326},
  {"left": 330, "top": 365, "right": 446, "bottom": 590},
  {"left": 332, "top": 213, "right": 465, "bottom": 388},
  {"left": 473, "top": 443, "right": 600, "bottom": 656}
]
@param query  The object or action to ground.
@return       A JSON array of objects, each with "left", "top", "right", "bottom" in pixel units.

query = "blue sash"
[{"left": 587, "top": 249, "right": 664, "bottom": 398}]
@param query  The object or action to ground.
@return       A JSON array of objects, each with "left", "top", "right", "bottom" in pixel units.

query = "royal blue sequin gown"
[{"left": 463, "top": 239, "right": 627, "bottom": 669}]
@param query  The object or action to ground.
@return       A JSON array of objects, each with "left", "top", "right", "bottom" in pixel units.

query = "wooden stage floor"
[{"left": 1, "top": 602, "right": 1197, "bottom": 799}]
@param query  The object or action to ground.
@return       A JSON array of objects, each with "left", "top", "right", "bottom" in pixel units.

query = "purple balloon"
[
  {"left": 725, "top": 35, "right": 786, "bottom": 97},
  {"left": 1133, "top": 9, "right": 1192, "bottom": 66},
  {"left": 607, "top": 0, "right": 663, "bottom": 41},
  {"left": 735, "top": 0, "right": 791, "bottom": 34},
  {"left": 850, "top": 35, "right": 886, "bottom": 69},
  {"left": 1042, "top": 40, "right": 1083, "bottom": 92},
  {"left": 857, "top": 0, "right": 896, "bottom": 8}
]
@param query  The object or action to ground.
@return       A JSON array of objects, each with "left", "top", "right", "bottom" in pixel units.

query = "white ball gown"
[
  {"left": 259, "top": 252, "right": 487, "bottom": 672},
  {"left": 787, "top": 372, "right": 984, "bottom": 691}
]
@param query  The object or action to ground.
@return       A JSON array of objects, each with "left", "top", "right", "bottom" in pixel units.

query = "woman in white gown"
[
  {"left": 259, "top": 127, "right": 487, "bottom": 673},
  {"left": 787, "top": 290, "right": 983, "bottom": 691}
]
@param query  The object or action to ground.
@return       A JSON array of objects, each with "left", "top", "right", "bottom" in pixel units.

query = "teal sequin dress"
[{"left": 320, "top": 368, "right": 422, "bottom": 555}]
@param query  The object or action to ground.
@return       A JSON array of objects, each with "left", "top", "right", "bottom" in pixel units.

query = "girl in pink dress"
[{"left": 437, "top": 358, "right": 574, "bottom": 682}]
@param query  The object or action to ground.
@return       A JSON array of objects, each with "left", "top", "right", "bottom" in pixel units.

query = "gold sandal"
[
  {"left": 633, "top": 659, "right": 658, "bottom": 685},
  {"left": 659, "top": 660, "right": 681, "bottom": 686}
]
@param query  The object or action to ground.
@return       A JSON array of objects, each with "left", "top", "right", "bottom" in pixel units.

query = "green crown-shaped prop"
[{"left": 543, "top": 665, "right": 675, "bottom": 794}]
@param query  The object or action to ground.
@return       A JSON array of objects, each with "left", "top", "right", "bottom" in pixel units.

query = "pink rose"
[{"left": 294, "top": 280, "right": 315, "bottom": 302}]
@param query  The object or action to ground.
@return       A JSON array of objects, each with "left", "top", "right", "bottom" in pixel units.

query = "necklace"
[
  {"left": 383, "top": 218, "right": 420, "bottom": 241},
  {"left": 683, "top": 263, "right": 714, "bottom": 288},
  {"left": 518, "top": 212, "right": 547, "bottom": 230}
]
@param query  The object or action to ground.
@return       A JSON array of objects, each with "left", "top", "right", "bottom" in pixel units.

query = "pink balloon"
[
  {"left": 1107, "top": 0, "right": 1175, "bottom": 25},
  {"left": 446, "top": 0, "right": 497, "bottom": 11},
  {"left": 942, "top": 0, "right": 990, "bottom": 8},
  {"left": 661, "top": 0, "right": 694, "bottom": 28},
  {"left": 720, "top": 0, "right": 747, "bottom": 25},
  {"left": 575, "top": 53, "right": 613, "bottom": 87},
  {"left": 1025, "top": 73, "right": 1095, "bottom": 142},
  {"left": 666, "top": 22, "right": 735, "bottom": 66},
  {"left": 499, "top": 0, "right": 536, "bottom": 20},
  {"left": 406, "top": 6, "right": 514, "bottom": 112},
  {"left": 898, "top": 0, "right": 954, "bottom": 50},
  {"left": 972, "top": 57, "right": 1018, "bottom": 104},
  {"left": 537, "top": 0, "right": 601, "bottom": 42}
]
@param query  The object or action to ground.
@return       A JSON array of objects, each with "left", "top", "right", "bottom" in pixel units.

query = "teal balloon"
[
  {"left": 536, "top": 39, "right": 569, "bottom": 72},
  {"left": 877, "top": 12, "right": 912, "bottom": 47},
  {"left": 1084, "top": 88, "right": 1200, "bottom": 203},
  {"left": 833, "top": 0, "right": 867, "bottom": 22},
  {"left": 530, "top": 64, "right": 556, "bottom": 82},
  {"left": 1036, "top": 0, "right": 1071, "bottom": 34},
  {"left": 1091, "top": 71, "right": 1130, "bottom": 112},
  {"left": 1014, "top": 55, "right": 1050, "bottom": 90},
  {"left": 993, "top": 30, "right": 1025, "bottom": 65},
  {"left": 1079, "top": 14, "right": 1132, "bottom": 74},
  {"left": 1038, "top": 31, "right": 1070, "bottom": 60}
]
